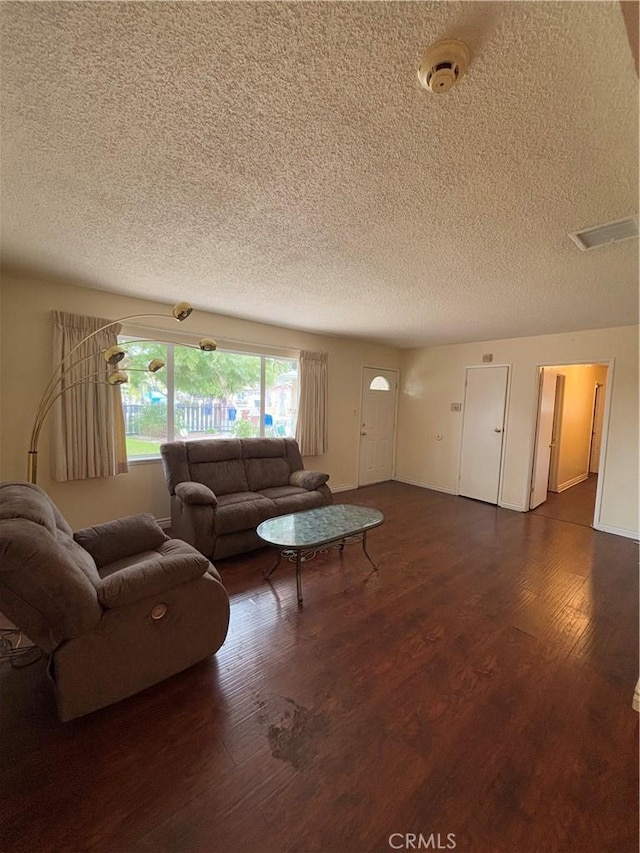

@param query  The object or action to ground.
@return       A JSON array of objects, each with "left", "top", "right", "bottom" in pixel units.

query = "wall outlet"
[
  {"left": 450, "top": 402, "right": 462, "bottom": 412},
  {"left": 482, "top": 353, "right": 493, "bottom": 363}
]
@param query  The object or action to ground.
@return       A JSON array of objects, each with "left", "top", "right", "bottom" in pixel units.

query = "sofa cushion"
[
  {"left": 289, "top": 470, "right": 330, "bottom": 490},
  {"left": 266, "top": 489, "right": 328, "bottom": 516},
  {"left": 0, "top": 482, "right": 99, "bottom": 586},
  {"left": 241, "top": 437, "right": 286, "bottom": 458},
  {"left": 162, "top": 439, "right": 250, "bottom": 496},
  {"left": 187, "top": 438, "right": 243, "bottom": 464},
  {"left": 259, "top": 486, "right": 308, "bottom": 501},
  {"left": 0, "top": 517, "right": 102, "bottom": 647},
  {"left": 283, "top": 437, "right": 305, "bottom": 472},
  {"left": 0, "top": 481, "right": 72, "bottom": 536},
  {"left": 74, "top": 514, "right": 168, "bottom": 568},
  {"left": 161, "top": 539, "right": 223, "bottom": 582},
  {"left": 97, "top": 552, "right": 210, "bottom": 609},
  {"left": 245, "top": 457, "right": 291, "bottom": 492},
  {"left": 175, "top": 482, "right": 217, "bottom": 506},
  {"left": 160, "top": 441, "right": 191, "bottom": 494},
  {"left": 100, "top": 539, "right": 224, "bottom": 584},
  {"left": 241, "top": 437, "right": 291, "bottom": 491},
  {"left": 189, "top": 460, "right": 249, "bottom": 496},
  {"left": 215, "top": 492, "right": 276, "bottom": 536}
]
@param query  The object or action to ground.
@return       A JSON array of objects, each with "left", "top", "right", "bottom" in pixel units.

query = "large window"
[{"left": 120, "top": 339, "right": 299, "bottom": 460}]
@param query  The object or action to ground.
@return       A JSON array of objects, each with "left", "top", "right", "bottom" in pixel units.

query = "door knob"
[
  {"left": 360, "top": 432, "right": 367, "bottom": 436},
  {"left": 494, "top": 428, "right": 502, "bottom": 433}
]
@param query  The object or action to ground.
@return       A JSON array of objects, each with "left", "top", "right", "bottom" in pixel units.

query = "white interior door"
[
  {"left": 530, "top": 368, "right": 558, "bottom": 509},
  {"left": 548, "top": 373, "right": 565, "bottom": 492},
  {"left": 459, "top": 366, "right": 509, "bottom": 504},
  {"left": 589, "top": 382, "right": 605, "bottom": 473},
  {"left": 358, "top": 368, "right": 397, "bottom": 486}
]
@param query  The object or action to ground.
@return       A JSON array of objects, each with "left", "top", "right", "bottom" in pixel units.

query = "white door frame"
[
  {"left": 356, "top": 365, "right": 399, "bottom": 486},
  {"left": 456, "top": 363, "right": 512, "bottom": 503},
  {"left": 526, "top": 358, "right": 615, "bottom": 529}
]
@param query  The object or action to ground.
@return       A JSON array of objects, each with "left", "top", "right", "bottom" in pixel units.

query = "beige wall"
[
  {"left": 0, "top": 270, "right": 400, "bottom": 527},
  {"left": 551, "top": 363, "right": 608, "bottom": 490},
  {"left": 396, "top": 326, "right": 639, "bottom": 538},
  {"left": 3, "top": 268, "right": 638, "bottom": 539}
]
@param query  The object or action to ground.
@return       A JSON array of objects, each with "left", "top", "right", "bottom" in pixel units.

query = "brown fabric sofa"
[
  {"left": 160, "top": 437, "right": 332, "bottom": 559},
  {"left": 0, "top": 481, "right": 230, "bottom": 721}
]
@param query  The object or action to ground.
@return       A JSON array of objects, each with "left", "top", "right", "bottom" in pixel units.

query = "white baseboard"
[
  {"left": 330, "top": 483, "right": 359, "bottom": 494},
  {"left": 157, "top": 517, "right": 171, "bottom": 530},
  {"left": 556, "top": 473, "right": 589, "bottom": 493},
  {"left": 392, "top": 476, "right": 456, "bottom": 495},
  {"left": 499, "top": 501, "right": 526, "bottom": 512},
  {"left": 593, "top": 522, "right": 639, "bottom": 541}
]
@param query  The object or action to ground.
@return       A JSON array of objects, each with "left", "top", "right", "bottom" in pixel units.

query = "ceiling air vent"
[{"left": 569, "top": 216, "right": 639, "bottom": 251}]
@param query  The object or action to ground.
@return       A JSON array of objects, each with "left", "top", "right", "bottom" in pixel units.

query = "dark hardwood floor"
[
  {"left": 1, "top": 482, "right": 637, "bottom": 853},
  {"left": 531, "top": 475, "right": 598, "bottom": 528}
]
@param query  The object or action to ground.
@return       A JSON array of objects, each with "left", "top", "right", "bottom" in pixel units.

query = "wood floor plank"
[{"left": 1, "top": 482, "right": 637, "bottom": 853}]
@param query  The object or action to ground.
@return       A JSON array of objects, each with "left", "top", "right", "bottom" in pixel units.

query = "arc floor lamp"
[{"left": 28, "top": 301, "right": 217, "bottom": 484}]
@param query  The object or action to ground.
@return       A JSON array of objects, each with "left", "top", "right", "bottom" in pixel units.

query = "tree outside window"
[{"left": 120, "top": 340, "right": 298, "bottom": 460}]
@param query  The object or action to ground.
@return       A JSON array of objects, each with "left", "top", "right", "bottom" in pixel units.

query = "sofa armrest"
[
  {"left": 96, "top": 552, "right": 211, "bottom": 609},
  {"left": 289, "top": 470, "right": 330, "bottom": 490},
  {"left": 74, "top": 514, "right": 169, "bottom": 568},
  {"left": 175, "top": 482, "right": 218, "bottom": 506}
]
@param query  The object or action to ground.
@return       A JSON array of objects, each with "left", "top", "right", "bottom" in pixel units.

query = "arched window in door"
[{"left": 369, "top": 375, "right": 391, "bottom": 391}]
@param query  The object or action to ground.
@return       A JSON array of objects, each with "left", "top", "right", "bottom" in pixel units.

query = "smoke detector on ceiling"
[{"left": 418, "top": 39, "right": 470, "bottom": 94}]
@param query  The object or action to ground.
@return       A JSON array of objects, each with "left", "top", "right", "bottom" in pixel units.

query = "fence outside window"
[{"left": 119, "top": 337, "right": 299, "bottom": 460}]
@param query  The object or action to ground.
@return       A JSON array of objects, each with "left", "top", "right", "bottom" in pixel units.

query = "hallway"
[{"left": 531, "top": 475, "right": 598, "bottom": 528}]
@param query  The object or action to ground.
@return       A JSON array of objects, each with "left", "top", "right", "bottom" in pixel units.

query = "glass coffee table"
[{"left": 257, "top": 504, "right": 384, "bottom": 605}]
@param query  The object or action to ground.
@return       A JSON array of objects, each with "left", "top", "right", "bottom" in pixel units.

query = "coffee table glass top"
[{"left": 257, "top": 504, "right": 384, "bottom": 549}]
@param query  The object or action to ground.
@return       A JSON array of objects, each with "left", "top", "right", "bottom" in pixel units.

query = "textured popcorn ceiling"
[{"left": 1, "top": 1, "right": 638, "bottom": 348}]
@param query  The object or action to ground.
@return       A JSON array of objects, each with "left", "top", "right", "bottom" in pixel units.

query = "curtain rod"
[{"left": 120, "top": 321, "right": 301, "bottom": 356}]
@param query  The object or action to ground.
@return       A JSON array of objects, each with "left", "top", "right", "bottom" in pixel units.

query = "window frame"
[
  {"left": 369, "top": 375, "right": 391, "bottom": 391},
  {"left": 119, "top": 332, "right": 300, "bottom": 463}
]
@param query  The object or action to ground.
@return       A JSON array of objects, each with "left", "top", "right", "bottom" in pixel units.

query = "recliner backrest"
[
  {"left": 0, "top": 482, "right": 102, "bottom": 652},
  {"left": 241, "top": 438, "right": 292, "bottom": 491},
  {"left": 187, "top": 439, "right": 249, "bottom": 496},
  {"left": 160, "top": 437, "right": 307, "bottom": 497}
]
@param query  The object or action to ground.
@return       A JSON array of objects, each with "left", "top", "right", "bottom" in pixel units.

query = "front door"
[
  {"left": 358, "top": 368, "right": 398, "bottom": 486},
  {"left": 458, "top": 365, "right": 509, "bottom": 504}
]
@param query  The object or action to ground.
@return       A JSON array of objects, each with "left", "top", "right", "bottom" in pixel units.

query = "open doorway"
[{"left": 529, "top": 362, "right": 610, "bottom": 527}]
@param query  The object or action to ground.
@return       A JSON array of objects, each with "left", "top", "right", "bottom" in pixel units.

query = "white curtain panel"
[
  {"left": 295, "top": 350, "right": 328, "bottom": 456},
  {"left": 51, "top": 311, "right": 128, "bottom": 481}
]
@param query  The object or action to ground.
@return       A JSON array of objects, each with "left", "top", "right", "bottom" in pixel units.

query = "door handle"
[
  {"left": 494, "top": 428, "right": 502, "bottom": 433},
  {"left": 360, "top": 432, "right": 368, "bottom": 436}
]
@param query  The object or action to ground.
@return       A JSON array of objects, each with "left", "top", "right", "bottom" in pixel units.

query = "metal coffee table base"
[
  {"left": 263, "top": 532, "right": 378, "bottom": 605},
  {"left": 258, "top": 505, "right": 384, "bottom": 606}
]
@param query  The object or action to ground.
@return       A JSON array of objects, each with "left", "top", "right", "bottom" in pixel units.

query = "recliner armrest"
[
  {"left": 175, "top": 482, "right": 218, "bottom": 506},
  {"left": 97, "top": 552, "right": 212, "bottom": 609},
  {"left": 289, "top": 470, "right": 330, "bottom": 491},
  {"left": 74, "top": 514, "right": 169, "bottom": 568}
]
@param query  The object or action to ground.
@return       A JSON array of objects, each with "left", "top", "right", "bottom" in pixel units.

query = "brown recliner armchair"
[{"left": 0, "top": 481, "right": 230, "bottom": 721}]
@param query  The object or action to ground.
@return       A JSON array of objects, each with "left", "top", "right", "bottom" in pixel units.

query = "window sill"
[{"left": 127, "top": 456, "right": 162, "bottom": 466}]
